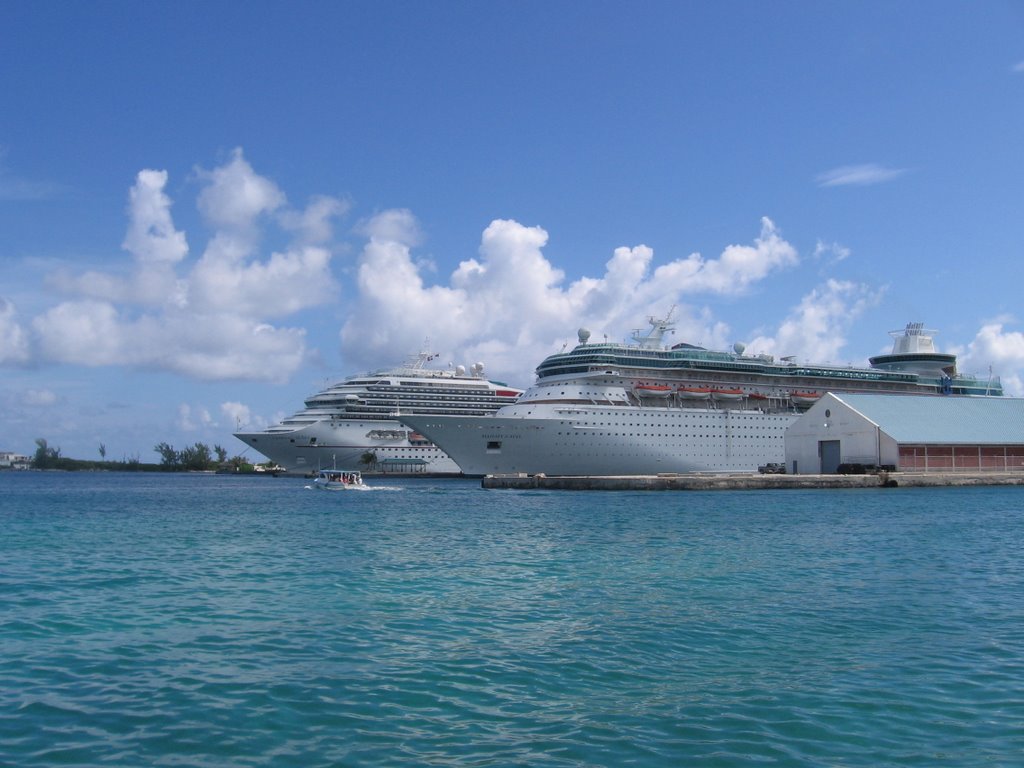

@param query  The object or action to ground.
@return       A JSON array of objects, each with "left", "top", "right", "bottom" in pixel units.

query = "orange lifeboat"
[
  {"left": 790, "top": 391, "right": 821, "bottom": 405},
  {"left": 678, "top": 386, "right": 713, "bottom": 400},
  {"left": 711, "top": 388, "right": 745, "bottom": 402},
  {"left": 635, "top": 384, "right": 673, "bottom": 398}
]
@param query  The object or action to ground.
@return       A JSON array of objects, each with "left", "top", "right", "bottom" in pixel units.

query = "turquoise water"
[{"left": 2, "top": 472, "right": 1024, "bottom": 767}]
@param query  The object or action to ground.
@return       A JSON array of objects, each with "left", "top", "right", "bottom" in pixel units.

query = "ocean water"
[{"left": 2, "top": 472, "right": 1024, "bottom": 767}]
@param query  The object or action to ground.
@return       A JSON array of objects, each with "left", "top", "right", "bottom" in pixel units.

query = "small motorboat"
[{"left": 312, "top": 469, "right": 368, "bottom": 490}]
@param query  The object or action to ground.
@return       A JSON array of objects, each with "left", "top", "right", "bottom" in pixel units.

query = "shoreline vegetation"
[{"left": 14, "top": 438, "right": 279, "bottom": 475}]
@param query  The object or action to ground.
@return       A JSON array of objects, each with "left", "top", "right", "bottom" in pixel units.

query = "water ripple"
[{"left": 3, "top": 476, "right": 1024, "bottom": 765}]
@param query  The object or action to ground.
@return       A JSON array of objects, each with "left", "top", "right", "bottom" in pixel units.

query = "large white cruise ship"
[
  {"left": 234, "top": 352, "right": 523, "bottom": 474},
  {"left": 401, "top": 313, "right": 1003, "bottom": 477}
]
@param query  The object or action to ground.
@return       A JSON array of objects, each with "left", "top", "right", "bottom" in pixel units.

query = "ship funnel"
[
  {"left": 890, "top": 322, "right": 937, "bottom": 354},
  {"left": 869, "top": 321, "right": 957, "bottom": 377}
]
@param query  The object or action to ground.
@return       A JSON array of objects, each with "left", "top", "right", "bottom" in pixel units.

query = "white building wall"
[
  {"left": 0, "top": 452, "right": 31, "bottom": 469},
  {"left": 878, "top": 433, "right": 900, "bottom": 468},
  {"left": 784, "top": 394, "right": 894, "bottom": 474}
]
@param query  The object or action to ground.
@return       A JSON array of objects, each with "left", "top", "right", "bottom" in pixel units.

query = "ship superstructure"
[{"left": 401, "top": 314, "right": 1002, "bottom": 476}]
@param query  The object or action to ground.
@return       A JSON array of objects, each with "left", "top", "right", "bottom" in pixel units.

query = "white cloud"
[
  {"left": 155, "top": 316, "right": 308, "bottom": 382},
  {"left": 195, "top": 148, "right": 286, "bottom": 235},
  {"left": 23, "top": 388, "right": 57, "bottom": 406},
  {"left": 0, "top": 297, "right": 30, "bottom": 364},
  {"left": 20, "top": 150, "right": 344, "bottom": 383},
  {"left": 18, "top": 155, "right": 798, "bottom": 392},
  {"left": 816, "top": 163, "right": 906, "bottom": 187},
  {"left": 50, "top": 168, "right": 188, "bottom": 307},
  {"left": 32, "top": 301, "right": 126, "bottom": 365},
  {"left": 744, "top": 279, "right": 885, "bottom": 364},
  {"left": 189, "top": 151, "right": 340, "bottom": 317},
  {"left": 359, "top": 208, "right": 423, "bottom": 247},
  {"left": 280, "top": 195, "right": 351, "bottom": 244},
  {"left": 957, "top": 321, "right": 1024, "bottom": 396},
  {"left": 340, "top": 214, "right": 802, "bottom": 385},
  {"left": 221, "top": 401, "right": 254, "bottom": 430},
  {"left": 178, "top": 403, "right": 214, "bottom": 432},
  {"left": 123, "top": 169, "right": 189, "bottom": 264},
  {"left": 177, "top": 403, "right": 196, "bottom": 431},
  {"left": 47, "top": 268, "right": 135, "bottom": 304},
  {"left": 189, "top": 244, "right": 336, "bottom": 318},
  {"left": 813, "top": 240, "right": 851, "bottom": 264},
  {"left": 30, "top": 296, "right": 309, "bottom": 381},
  {"left": 649, "top": 217, "right": 799, "bottom": 295},
  {"left": 1013, "top": 61, "right": 1024, "bottom": 73}
]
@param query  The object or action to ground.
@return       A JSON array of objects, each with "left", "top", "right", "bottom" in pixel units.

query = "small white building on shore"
[
  {"left": 784, "top": 393, "right": 1024, "bottom": 474},
  {"left": 0, "top": 451, "right": 31, "bottom": 469}
]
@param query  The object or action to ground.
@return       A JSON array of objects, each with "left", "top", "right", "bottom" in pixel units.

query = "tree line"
[{"left": 30, "top": 438, "right": 263, "bottom": 473}]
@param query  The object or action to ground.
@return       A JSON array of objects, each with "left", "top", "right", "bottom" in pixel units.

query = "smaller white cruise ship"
[{"left": 234, "top": 351, "right": 523, "bottom": 474}]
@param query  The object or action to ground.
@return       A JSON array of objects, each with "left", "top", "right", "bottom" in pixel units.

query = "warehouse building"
[{"left": 784, "top": 393, "right": 1024, "bottom": 474}]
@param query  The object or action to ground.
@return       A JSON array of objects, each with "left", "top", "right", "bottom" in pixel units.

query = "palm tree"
[{"left": 33, "top": 438, "right": 60, "bottom": 468}]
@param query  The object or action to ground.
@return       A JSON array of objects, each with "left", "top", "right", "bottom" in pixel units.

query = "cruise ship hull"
[
  {"left": 235, "top": 418, "right": 462, "bottom": 474},
  {"left": 403, "top": 405, "right": 799, "bottom": 476}
]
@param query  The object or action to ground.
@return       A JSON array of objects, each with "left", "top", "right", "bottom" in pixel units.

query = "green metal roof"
[{"left": 830, "top": 394, "right": 1024, "bottom": 444}]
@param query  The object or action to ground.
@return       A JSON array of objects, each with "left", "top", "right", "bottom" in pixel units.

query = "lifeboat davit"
[{"left": 678, "top": 386, "right": 712, "bottom": 400}]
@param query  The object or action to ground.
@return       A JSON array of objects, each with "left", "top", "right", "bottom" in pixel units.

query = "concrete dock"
[{"left": 481, "top": 471, "right": 1024, "bottom": 491}]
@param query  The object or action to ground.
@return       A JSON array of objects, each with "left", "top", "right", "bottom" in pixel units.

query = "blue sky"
[{"left": 2, "top": 1, "right": 1023, "bottom": 462}]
